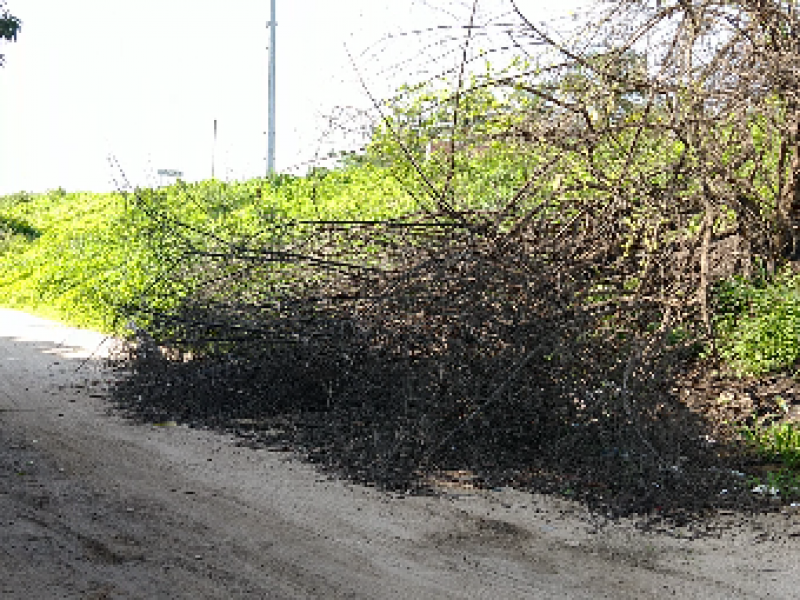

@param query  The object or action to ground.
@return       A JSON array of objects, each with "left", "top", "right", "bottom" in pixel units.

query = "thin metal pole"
[
  {"left": 267, "top": 0, "right": 277, "bottom": 176},
  {"left": 212, "top": 118, "right": 217, "bottom": 179}
]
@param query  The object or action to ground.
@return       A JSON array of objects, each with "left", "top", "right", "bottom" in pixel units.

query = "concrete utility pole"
[
  {"left": 267, "top": 0, "right": 277, "bottom": 176},
  {"left": 212, "top": 118, "right": 218, "bottom": 179}
]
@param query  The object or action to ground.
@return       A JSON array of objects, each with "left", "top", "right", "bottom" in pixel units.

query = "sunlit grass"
[
  {"left": 741, "top": 421, "right": 800, "bottom": 468},
  {"left": 0, "top": 167, "right": 417, "bottom": 333},
  {"left": 740, "top": 420, "right": 800, "bottom": 499},
  {"left": 713, "top": 269, "right": 800, "bottom": 375}
]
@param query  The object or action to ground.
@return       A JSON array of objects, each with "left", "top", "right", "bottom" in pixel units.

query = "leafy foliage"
[
  {"left": 742, "top": 420, "right": 800, "bottom": 469},
  {"left": 0, "top": 167, "right": 417, "bottom": 333},
  {"left": 0, "top": 1, "right": 21, "bottom": 66},
  {"left": 714, "top": 270, "right": 800, "bottom": 375},
  {"left": 741, "top": 420, "right": 800, "bottom": 499}
]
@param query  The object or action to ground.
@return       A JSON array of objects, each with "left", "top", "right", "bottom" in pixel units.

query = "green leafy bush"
[{"left": 714, "top": 270, "right": 800, "bottom": 375}]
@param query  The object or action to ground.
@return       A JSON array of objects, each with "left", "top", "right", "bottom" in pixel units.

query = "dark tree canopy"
[{"left": 0, "top": 2, "right": 21, "bottom": 66}]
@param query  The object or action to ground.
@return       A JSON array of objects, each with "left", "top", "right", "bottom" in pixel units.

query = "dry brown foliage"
[{"left": 109, "top": 1, "right": 800, "bottom": 520}]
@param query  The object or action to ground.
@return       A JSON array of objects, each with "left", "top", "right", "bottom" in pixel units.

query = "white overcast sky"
[{"left": 0, "top": 0, "right": 589, "bottom": 195}]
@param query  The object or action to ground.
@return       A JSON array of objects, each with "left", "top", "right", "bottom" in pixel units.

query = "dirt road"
[{"left": 1, "top": 308, "right": 799, "bottom": 599}]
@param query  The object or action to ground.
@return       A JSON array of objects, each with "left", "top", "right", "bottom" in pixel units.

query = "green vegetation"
[
  {"left": 713, "top": 270, "right": 800, "bottom": 376},
  {"left": 0, "top": 166, "right": 416, "bottom": 333},
  {"left": 742, "top": 421, "right": 800, "bottom": 469},
  {"left": 742, "top": 421, "right": 800, "bottom": 498}
]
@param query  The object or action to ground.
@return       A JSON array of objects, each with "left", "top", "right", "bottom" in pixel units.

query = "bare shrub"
[{"left": 109, "top": 0, "right": 800, "bottom": 519}]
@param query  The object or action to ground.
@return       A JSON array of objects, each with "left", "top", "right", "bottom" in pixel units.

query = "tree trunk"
[{"left": 776, "top": 103, "right": 800, "bottom": 261}]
